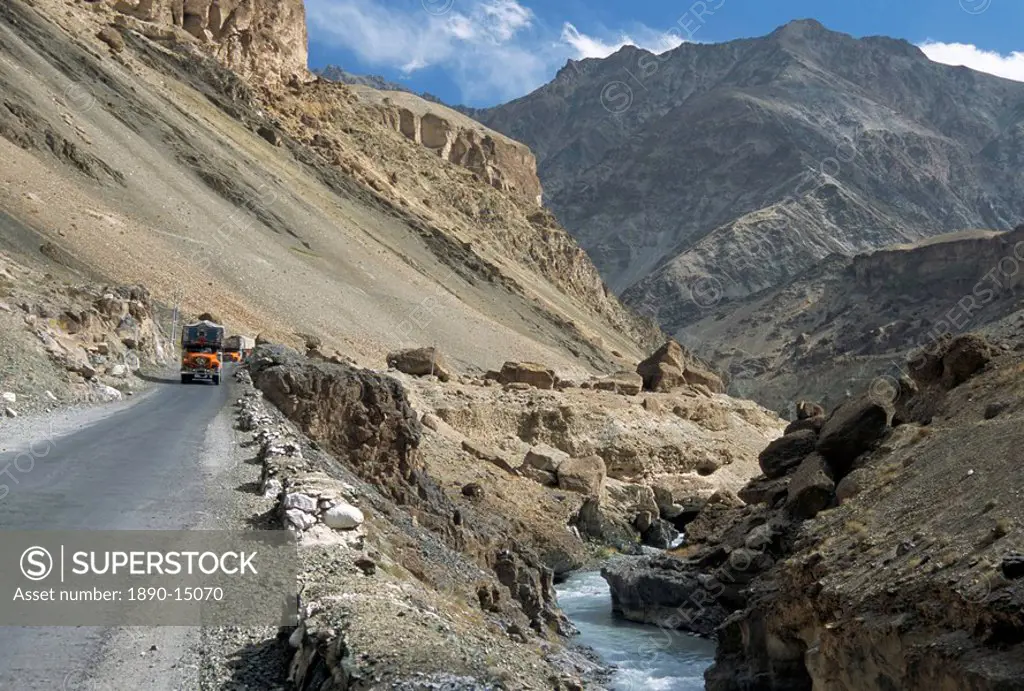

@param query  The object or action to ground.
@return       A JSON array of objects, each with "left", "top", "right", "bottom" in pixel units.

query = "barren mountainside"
[
  {"left": 0, "top": 0, "right": 661, "bottom": 377},
  {"left": 466, "top": 19, "right": 1024, "bottom": 337}
]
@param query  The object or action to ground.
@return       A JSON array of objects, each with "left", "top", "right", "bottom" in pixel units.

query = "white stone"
[
  {"left": 261, "top": 478, "right": 283, "bottom": 499},
  {"left": 282, "top": 492, "right": 318, "bottom": 513},
  {"left": 94, "top": 384, "right": 123, "bottom": 402},
  {"left": 323, "top": 502, "right": 364, "bottom": 530},
  {"left": 1, "top": 392, "right": 15, "bottom": 404},
  {"left": 107, "top": 364, "right": 127, "bottom": 378},
  {"left": 4, "top": 407, "right": 16, "bottom": 418},
  {"left": 45, "top": 391, "right": 57, "bottom": 401},
  {"left": 284, "top": 508, "right": 316, "bottom": 531}
]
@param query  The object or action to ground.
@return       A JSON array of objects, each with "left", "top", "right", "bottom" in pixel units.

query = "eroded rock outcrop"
[
  {"left": 374, "top": 95, "right": 543, "bottom": 206},
  {"left": 112, "top": 0, "right": 307, "bottom": 82}
]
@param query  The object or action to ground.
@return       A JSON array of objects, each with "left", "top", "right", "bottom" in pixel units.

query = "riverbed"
[{"left": 556, "top": 570, "right": 716, "bottom": 690}]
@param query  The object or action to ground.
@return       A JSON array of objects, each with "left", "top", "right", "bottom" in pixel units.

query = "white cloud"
[
  {"left": 560, "top": 21, "right": 684, "bottom": 60},
  {"left": 306, "top": 0, "right": 685, "bottom": 103},
  {"left": 306, "top": 0, "right": 548, "bottom": 102},
  {"left": 919, "top": 41, "right": 1024, "bottom": 83}
]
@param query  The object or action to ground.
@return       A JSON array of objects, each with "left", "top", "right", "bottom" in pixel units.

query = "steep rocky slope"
[
  {"left": 466, "top": 19, "right": 1024, "bottom": 336},
  {"left": 0, "top": 0, "right": 659, "bottom": 383}
]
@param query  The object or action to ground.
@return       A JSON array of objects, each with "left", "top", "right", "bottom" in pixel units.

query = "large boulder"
[
  {"left": 758, "top": 429, "right": 818, "bottom": 479},
  {"left": 785, "top": 453, "right": 835, "bottom": 519},
  {"left": 738, "top": 475, "right": 791, "bottom": 507},
  {"left": 499, "top": 361, "right": 556, "bottom": 390},
  {"left": 556, "top": 455, "right": 607, "bottom": 495},
  {"left": 386, "top": 346, "right": 452, "bottom": 382},
  {"left": 523, "top": 444, "right": 568, "bottom": 473},
  {"left": 816, "top": 395, "right": 893, "bottom": 478},
  {"left": 636, "top": 339, "right": 724, "bottom": 393},
  {"left": 248, "top": 345, "right": 429, "bottom": 507},
  {"left": 641, "top": 518, "right": 680, "bottom": 549},
  {"left": 784, "top": 416, "right": 824, "bottom": 436},
  {"left": 601, "top": 554, "right": 733, "bottom": 637},
  {"left": 910, "top": 333, "right": 993, "bottom": 391},
  {"left": 592, "top": 371, "right": 643, "bottom": 396}
]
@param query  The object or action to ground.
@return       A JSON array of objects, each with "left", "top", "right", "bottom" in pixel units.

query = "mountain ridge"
[{"left": 464, "top": 18, "right": 1024, "bottom": 341}]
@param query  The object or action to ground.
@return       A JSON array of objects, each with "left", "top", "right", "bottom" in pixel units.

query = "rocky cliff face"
[
  {"left": 467, "top": 19, "right": 1024, "bottom": 337},
  {"left": 357, "top": 87, "right": 544, "bottom": 206},
  {"left": 111, "top": 0, "right": 307, "bottom": 82}
]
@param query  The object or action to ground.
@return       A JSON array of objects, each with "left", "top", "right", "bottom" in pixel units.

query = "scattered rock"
[
  {"left": 97, "top": 27, "right": 124, "bottom": 52},
  {"left": 738, "top": 475, "right": 790, "bottom": 507},
  {"left": 323, "top": 502, "right": 364, "bottom": 530},
  {"left": 642, "top": 397, "right": 664, "bottom": 414},
  {"left": 498, "top": 361, "right": 556, "bottom": 390},
  {"left": 386, "top": 347, "right": 452, "bottom": 382},
  {"left": 816, "top": 395, "right": 893, "bottom": 478},
  {"left": 796, "top": 401, "right": 825, "bottom": 419},
  {"left": 1, "top": 392, "right": 15, "bottom": 404},
  {"left": 758, "top": 429, "right": 818, "bottom": 479},
  {"left": 834, "top": 467, "right": 869, "bottom": 504},
  {"left": 634, "top": 510, "right": 654, "bottom": 533},
  {"left": 592, "top": 371, "right": 643, "bottom": 396},
  {"left": 4, "top": 407, "right": 16, "bottom": 418},
  {"left": 519, "top": 465, "right": 557, "bottom": 486},
  {"left": 556, "top": 455, "right": 607, "bottom": 495},
  {"left": 696, "top": 457, "right": 721, "bottom": 476},
  {"left": 421, "top": 412, "right": 442, "bottom": 431},
  {"left": 284, "top": 508, "right": 316, "bottom": 532},
  {"left": 461, "top": 482, "right": 484, "bottom": 498},
  {"left": 636, "top": 339, "right": 724, "bottom": 393},
  {"left": 984, "top": 402, "right": 1009, "bottom": 420},
  {"left": 93, "top": 384, "right": 123, "bottom": 402},
  {"left": 257, "top": 125, "right": 281, "bottom": 146},
  {"left": 783, "top": 416, "right": 824, "bottom": 436},
  {"left": 641, "top": 519, "right": 680, "bottom": 549},
  {"left": 1001, "top": 554, "right": 1024, "bottom": 580},
  {"left": 461, "top": 439, "right": 518, "bottom": 474},
  {"left": 523, "top": 444, "right": 568, "bottom": 473},
  {"left": 354, "top": 557, "right": 377, "bottom": 576},
  {"left": 785, "top": 453, "right": 835, "bottom": 519},
  {"left": 282, "top": 493, "right": 318, "bottom": 513}
]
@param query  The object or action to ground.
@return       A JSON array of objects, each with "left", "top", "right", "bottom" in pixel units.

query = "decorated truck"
[
  {"left": 223, "top": 335, "right": 256, "bottom": 363},
  {"left": 180, "top": 320, "right": 224, "bottom": 385}
]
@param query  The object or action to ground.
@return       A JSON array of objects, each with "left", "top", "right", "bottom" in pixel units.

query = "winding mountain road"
[{"left": 0, "top": 373, "right": 236, "bottom": 689}]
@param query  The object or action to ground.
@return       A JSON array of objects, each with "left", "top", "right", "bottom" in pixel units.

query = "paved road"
[{"left": 0, "top": 373, "right": 234, "bottom": 689}]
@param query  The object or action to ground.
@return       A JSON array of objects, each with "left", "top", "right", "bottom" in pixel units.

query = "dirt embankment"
[{"left": 0, "top": 248, "right": 171, "bottom": 415}]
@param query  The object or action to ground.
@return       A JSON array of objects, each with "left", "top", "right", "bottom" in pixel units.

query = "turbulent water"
[{"left": 556, "top": 570, "right": 715, "bottom": 690}]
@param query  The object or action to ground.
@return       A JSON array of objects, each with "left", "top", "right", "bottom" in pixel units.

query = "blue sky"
[{"left": 305, "top": 0, "right": 1024, "bottom": 106}]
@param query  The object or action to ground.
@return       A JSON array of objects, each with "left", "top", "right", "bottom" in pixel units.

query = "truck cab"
[{"left": 181, "top": 320, "right": 224, "bottom": 385}]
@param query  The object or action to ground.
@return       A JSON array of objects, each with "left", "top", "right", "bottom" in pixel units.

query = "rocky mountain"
[
  {"left": 466, "top": 19, "right": 1024, "bottom": 339},
  {"left": 678, "top": 225, "right": 1024, "bottom": 412}
]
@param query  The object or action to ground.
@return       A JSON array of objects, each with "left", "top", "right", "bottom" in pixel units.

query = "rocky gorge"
[
  {"left": 0, "top": 0, "right": 1022, "bottom": 688},
  {"left": 600, "top": 332, "right": 1024, "bottom": 689}
]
